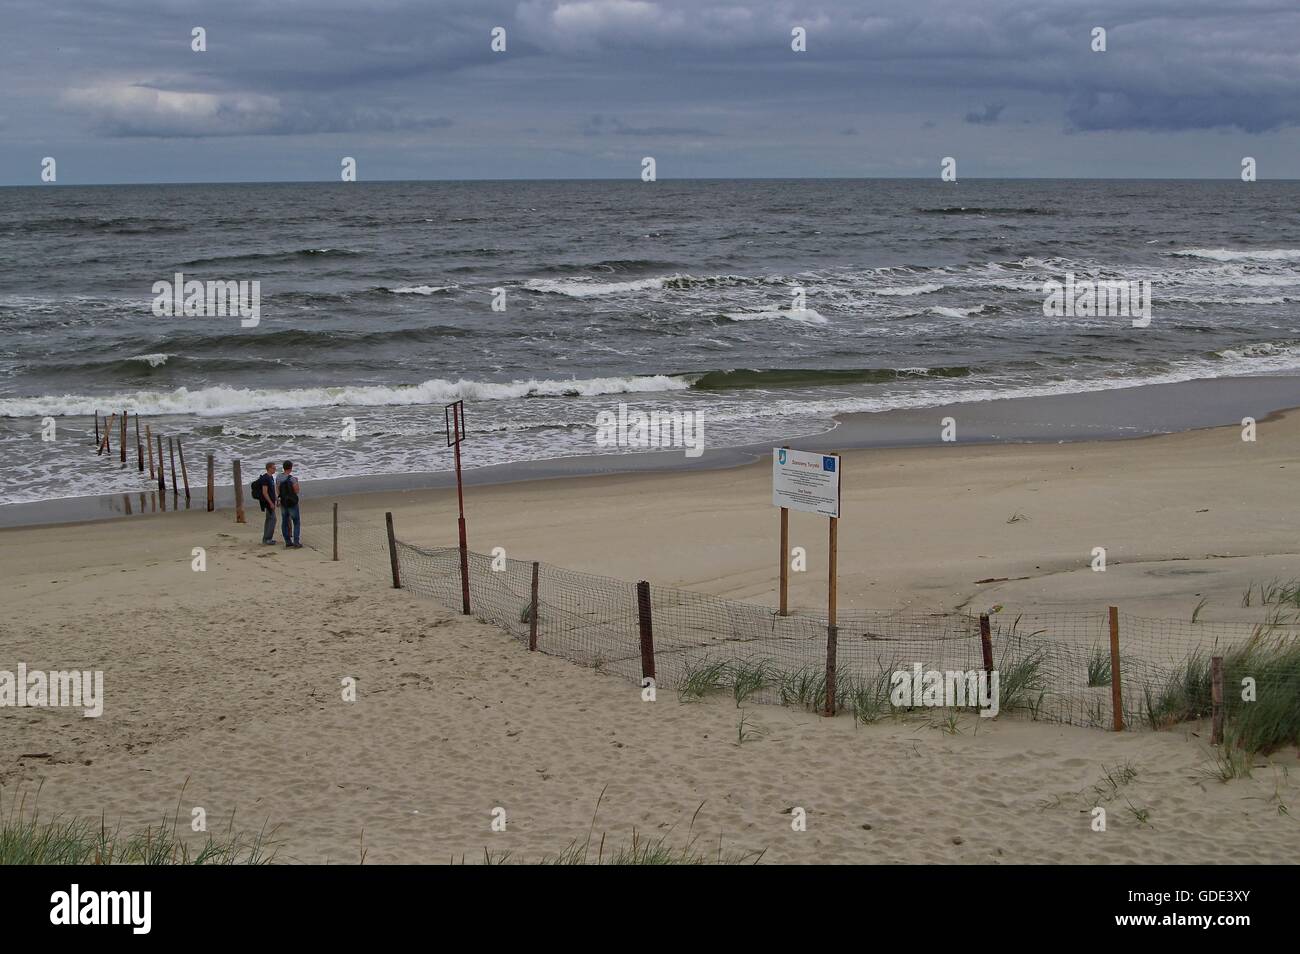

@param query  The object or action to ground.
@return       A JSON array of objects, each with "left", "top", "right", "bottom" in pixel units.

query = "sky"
[{"left": 3, "top": 0, "right": 1300, "bottom": 184}]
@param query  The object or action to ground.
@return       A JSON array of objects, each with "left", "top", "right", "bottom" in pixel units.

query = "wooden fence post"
[
  {"left": 135, "top": 415, "right": 144, "bottom": 472},
  {"left": 146, "top": 425, "right": 155, "bottom": 479},
  {"left": 94, "top": 411, "right": 100, "bottom": 448},
  {"left": 1109, "top": 606, "right": 1124, "bottom": 732},
  {"left": 1211, "top": 655, "right": 1225, "bottom": 745},
  {"left": 528, "top": 561, "right": 540, "bottom": 651},
  {"left": 636, "top": 580, "right": 656, "bottom": 683},
  {"left": 168, "top": 438, "right": 178, "bottom": 496},
  {"left": 232, "top": 459, "right": 246, "bottom": 523},
  {"left": 332, "top": 503, "right": 339, "bottom": 561},
  {"left": 155, "top": 434, "right": 166, "bottom": 495},
  {"left": 979, "top": 614, "right": 994, "bottom": 675},
  {"left": 385, "top": 512, "right": 402, "bottom": 588},
  {"left": 119, "top": 411, "right": 126, "bottom": 465},
  {"left": 206, "top": 455, "right": 215, "bottom": 511}
]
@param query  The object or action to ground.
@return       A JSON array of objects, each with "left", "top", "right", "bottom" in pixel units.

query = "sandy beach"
[{"left": 3, "top": 398, "right": 1300, "bottom": 864}]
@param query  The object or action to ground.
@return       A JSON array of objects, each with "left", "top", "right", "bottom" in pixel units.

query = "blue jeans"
[
  {"left": 262, "top": 507, "right": 277, "bottom": 543},
  {"left": 281, "top": 504, "right": 301, "bottom": 545}
]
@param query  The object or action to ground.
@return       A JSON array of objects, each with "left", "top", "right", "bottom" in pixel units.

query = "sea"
[{"left": 2, "top": 178, "right": 1299, "bottom": 506}]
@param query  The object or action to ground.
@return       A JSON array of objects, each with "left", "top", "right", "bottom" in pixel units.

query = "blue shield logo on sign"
[
  {"left": 778, "top": 450, "right": 787, "bottom": 464},
  {"left": 822, "top": 456, "right": 836, "bottom": 472}
]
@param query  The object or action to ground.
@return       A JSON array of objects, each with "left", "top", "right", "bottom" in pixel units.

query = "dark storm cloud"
[{"left": 4, "top": 0, "right": 1300, "bottom": 182}]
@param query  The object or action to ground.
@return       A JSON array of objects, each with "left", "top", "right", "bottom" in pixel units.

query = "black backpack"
[
  {"left": 279, "top": 476, "right": 299, "bottom": 508},
  {"left": 250, "top": 474, "right": 268, "bottom": 504}
]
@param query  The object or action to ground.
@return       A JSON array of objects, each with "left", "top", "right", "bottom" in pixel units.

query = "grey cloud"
[
  {"left": 4, "top": 0, "right": 1300, "bottom": 182},
  {"left": 964, "top": 104, "right": 1006, "bottom": 126},
  {"left": 581, "top": 114, "right": 718, "bottom": 137},
  {"left": 62, "top": 85, "right": 451, "bottom": 138}
]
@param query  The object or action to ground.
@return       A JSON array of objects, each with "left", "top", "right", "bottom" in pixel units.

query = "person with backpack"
[
  {"left": 276, "top": 460, "right": 302, "bottom": 549},
  {"left": 252, "top": 462, "right": 278, "bottom": 545}
]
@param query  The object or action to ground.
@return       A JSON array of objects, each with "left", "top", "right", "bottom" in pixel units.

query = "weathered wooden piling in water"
[
  {"left": 177, "top": 439, "right": 191, "bottom": 502},
  {"left": 156, "top": 434, "right": 166, "bottom": 495}
]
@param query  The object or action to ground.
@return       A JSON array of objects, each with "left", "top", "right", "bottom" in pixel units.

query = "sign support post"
[
  {"left": 826, "top": 509, "right": 838, "bottom": 716},
  {"left": 779, "top": 447, "right": 790, "bottom": 616},
  {"left": 771, "top": 446, "right": 842, "bottom": 714}
]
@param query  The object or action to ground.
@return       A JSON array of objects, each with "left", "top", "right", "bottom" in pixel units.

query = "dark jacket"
[{"left": 255, "top": 473, "right": 277, "bottom": 512}]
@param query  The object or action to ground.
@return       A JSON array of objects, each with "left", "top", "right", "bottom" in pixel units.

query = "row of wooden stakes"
[{"left": 92, "top": 409, "right": 251, "bottom": 522}]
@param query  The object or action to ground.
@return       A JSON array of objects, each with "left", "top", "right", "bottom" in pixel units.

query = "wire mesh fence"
[{"left": 319, "top": 508, "right": 1300, "bottom": 741}]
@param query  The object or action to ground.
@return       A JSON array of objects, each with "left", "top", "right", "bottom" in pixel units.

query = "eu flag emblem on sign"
[{"left": 822, "top": 456, "right": 836, "bottom": 472}]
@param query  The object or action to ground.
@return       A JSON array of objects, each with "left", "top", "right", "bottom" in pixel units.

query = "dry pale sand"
[{"left": 3, "top": 410, "right": 1300, "bottom": 863}]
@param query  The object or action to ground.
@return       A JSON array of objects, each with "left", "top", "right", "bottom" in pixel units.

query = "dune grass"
[
  {"left": 677, "top": 659, "right": 731, "bottom": 702},
  {"left": 1240, "top": 578, "right": 1300, "bottom": 610},
  {"left": 0, "top": 788, "right": 277, "bottom": 865},
  {"left": 1086, "top": 645, "right": 1112, "bottom": 687},
  {"left": 996, "top": 639, "right": 1047, "bottom": 717},
  {"left": 534, "top": 789, "right": 763, "bottom": 865},
  {"left": 1141, "top": 629, "right": 1300, "bottom": 755}
]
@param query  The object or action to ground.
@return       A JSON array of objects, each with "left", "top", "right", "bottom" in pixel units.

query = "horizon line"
[{"left": 2, "top": 174, "right": 1291, "bottom": 188}]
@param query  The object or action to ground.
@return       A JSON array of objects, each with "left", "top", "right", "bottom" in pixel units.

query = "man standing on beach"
[
  {"left": 277, "top": 460, "right": 302, "bottom": 549},
  {"left": 255, "top": 462, "right": 278, "bottom": 545}
]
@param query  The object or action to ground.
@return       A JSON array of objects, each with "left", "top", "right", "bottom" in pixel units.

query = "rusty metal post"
[
  {"left": 528, "top": 561, "right": 540, "bottom": 651},
  {"left": 1109, "top": 606, "right": 1124, "bottom": 732},
  {"left": 636, "top": 580, "right": 656, "bottom": 682},
  {"left": 385, "top": 511, "right": 402, "bottom": 589},
  {"left": 979, "top": 614, "right": 994, "bottom": 675}
]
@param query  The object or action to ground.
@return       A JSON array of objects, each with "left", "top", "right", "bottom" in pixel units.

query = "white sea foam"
[
  {"left": 1162, "top": 294, "right": 1288, "bottom": 306},
  {"left": 724, "top": 308, "right": 827, "bottom": 324},
  {"left": 875, "top": 284, "right": 944, "bottom": 296},
  {"left": 1173, "top": 248, "right": 1300, "bottom": 262},
  {"left": 390, "top": 285, "right": 454, "bottom": 295},
  {"left": 0, "top": 375, "right": 693, "bottom": 418},
  {"left": 127, "top": 353, "right": 172, "bottom": 367},
  {"left": 929, "top": 305, "right": 986, "bottom": 318},
  {"left": 522, "top": 277, "right": 668, "bottom": 298}
]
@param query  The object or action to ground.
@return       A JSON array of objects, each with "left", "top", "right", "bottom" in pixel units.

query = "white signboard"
[{"left": 772, "top": 448, "right": 841, "bottom": 518}]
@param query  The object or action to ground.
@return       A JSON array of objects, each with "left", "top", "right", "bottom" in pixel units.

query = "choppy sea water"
[{"left": 2, "top": 178, "right": 1299, "bottom": 505}]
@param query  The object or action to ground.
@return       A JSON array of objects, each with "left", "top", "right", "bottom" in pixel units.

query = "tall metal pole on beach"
[{"left": 447, "top": 400, "right": 471, "bottom": 615}]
